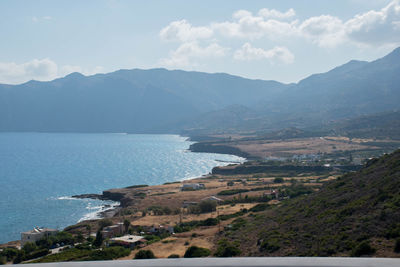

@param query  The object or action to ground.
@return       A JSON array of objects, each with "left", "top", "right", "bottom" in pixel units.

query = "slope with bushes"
[{"left": 219, "top": 150, "right": 400, "bottom": 257}]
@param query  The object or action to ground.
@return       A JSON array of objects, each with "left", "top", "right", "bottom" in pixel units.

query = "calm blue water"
[{"left": 0, "top": 133, "right": 244, "bottom": 243}]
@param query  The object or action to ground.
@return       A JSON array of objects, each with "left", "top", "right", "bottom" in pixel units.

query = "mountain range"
[{"left": 0, "top": 47, "right": 399, "bottom": 134}]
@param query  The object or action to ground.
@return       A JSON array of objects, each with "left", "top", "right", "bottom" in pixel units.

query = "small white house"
[
  {"left": 201, "top": 196, "right": 223, "bottom": 203},
  {"left": 181, "top": 183, "right": 205, "bottom": 191},
  {"left": 21, "top": 228, "right": 58, "bottom": 246},
  {"left": 110, "top": 235, "right": 145, "bottom": 249},
  {"left": 149, "top": 225, "right": 174, "bottom": 234}
]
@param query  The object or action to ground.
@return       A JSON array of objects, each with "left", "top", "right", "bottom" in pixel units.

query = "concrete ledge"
[{"left": 15, "top": 257, "right": 400, "bottom": 267}]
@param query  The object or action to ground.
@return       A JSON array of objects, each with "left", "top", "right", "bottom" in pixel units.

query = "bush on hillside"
[
  {"left": 184, "top": 246, "right": 210, "bottom": 258},
  {"left": 134, "top": 250, "right": 156, "bottom": 259},
  {"left": 351, "top": 241, "right": 376, "bottom": 257}
]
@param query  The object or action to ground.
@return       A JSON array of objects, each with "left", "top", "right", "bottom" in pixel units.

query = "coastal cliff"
[{"left": 189, "top": 142, "right": 250, "bottom": 159}]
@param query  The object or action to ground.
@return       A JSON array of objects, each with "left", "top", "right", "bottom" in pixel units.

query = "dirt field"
[{"left": 219, "top": 136, "right": 378, "bottom": 158}]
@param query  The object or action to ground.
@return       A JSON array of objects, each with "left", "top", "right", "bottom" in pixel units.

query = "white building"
[
  {"left": 201, "top": 196, "right": 223, "bottom": 203},
  {"left": 110, "top": 235, "right": 145, "bottom": 249},
  {"left": 21, "top": 228, "right": 58, "bottom": 246},
  {"left": 181, "top": 183, "right": 205, "bottom": 191}
]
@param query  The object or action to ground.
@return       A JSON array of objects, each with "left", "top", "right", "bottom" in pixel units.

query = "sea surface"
[{"left": 0, "top": 133, "right": 244, "bottom": 243}]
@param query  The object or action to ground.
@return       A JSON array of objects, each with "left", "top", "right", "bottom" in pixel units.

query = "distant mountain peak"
[{"left": 64, "top": 72, "right": 85, "bottom": 79}]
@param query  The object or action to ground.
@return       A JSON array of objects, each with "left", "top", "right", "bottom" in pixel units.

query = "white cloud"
[
  {"left": 212, "top": 11, "right": 299, "bottom": 40},
  {"left": 232, "top": 10, "right": 253, "bottom": 20},
  {"left": 32, "top": 16, "right": 52, "bottom": 23},
  {"left": 258, "top": 8, "right": 296, "bottom": 19},
  {"left": 234, "top": 43, "right": 294, "bottom": 64},
  {"left": 159, "top": 42, "right": 229, "bottom": 67},
  {"left": 0, "top": 58, "right": 58, "bottom": 84},
  {"left": 159, "top": 1, "right": 400, "bottom": 50},
  {"left": 299, "top": 15, "right": 346, "bottom": 47},
  {"left": 159, "top": 19, "right": 213, "bottom": 42},
  {"left": 345, "top": 0, "right": 400, "bottom": 46},
  {"left": 0, "top": 59, "right": 103, "bottom": 84}
]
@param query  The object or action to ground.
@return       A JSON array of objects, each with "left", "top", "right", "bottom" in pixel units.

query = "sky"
[{"left": 0, "top": 0, "right": 400, "bottom": 84}]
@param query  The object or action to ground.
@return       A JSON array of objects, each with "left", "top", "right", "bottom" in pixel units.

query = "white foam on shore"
[
  {"left": 77, "top": 201, "right": 119, "bottom": 222},
  {"left": 57, "top": 196, "right": 80, "bottom": 200},
  {"left": 57, "top": 196, "right": 119, "bottom": 223}
]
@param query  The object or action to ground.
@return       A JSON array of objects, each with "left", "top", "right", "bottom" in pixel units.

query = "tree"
[
  {"left": 134, "top": 250, "right": 156, "bottom": 259},
  {"left": 98, "top": 219, "right": 112, "bottom": 230},
  {"left": 93, "top": 231, "right": 104, "bottom": 247},
  {"left": 184, "top": 246, "right": 210, "bottom": 258},
  {"left": 76, "top": 233, "right": 85, "bottom": 243},
  {"left": 123, "top": 219, "right": 130, "bottom": 233},
  {"left": 86, "top": 225, "right": 92, "bottom": 236},
  {"left": 22, "top": 242, "right": 37, "bottom": 254},
  {"left": 198, "top": 200, "right": 217, "bottom": 213}
]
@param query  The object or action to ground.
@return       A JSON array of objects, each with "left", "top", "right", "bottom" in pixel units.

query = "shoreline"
[{"left": 0, "top": 138, "right": 247, "bottom": 247}]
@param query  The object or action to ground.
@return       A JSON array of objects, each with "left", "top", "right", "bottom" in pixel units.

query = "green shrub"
[
  {"left": 260, "top": 239, "right": 280, "bottom": 253},
  {"left": 200, "top": 217, "right": 219, "bottom": 226},
  {"left": 214, "top": 239, "right": 241, "bottom": 257},
  {"left": 125, "top": 184, "right": 148, "bottom": 189},
  {"left": 198, "top": 200, "right": 217, "bottom": 213},
  {"left": 168, "top": 254, "right": 180, "bottom": 258},
  {"left": 143, "top": 235, "right": 161, "bottom": 244},
  {"left": 22, "top": 242, "right": 38, "bottom": 254},
  {"left": 184, "top": 246, "right": 210, "bottom": 258},
  {"left": 22, "top": 248, "right": 50, "bottom": 261},
  {"left": 0, "top": 247, "right": 19, "bottom": 261},
  {"left": 218, "top": 189, "right": 249, "bottom": 196},
  {"left": 134, "top": 250, "right": 156, "bottom": 259},
  {"left": 86, "top": 246, "right": 130, "bottom": 261},
  {"left": 351, "top": 241, "right": 376, "bottom": 257},
  {"left": 147, "top": 205, "right": 172, "bottom": 215},
  {"left": 274, "top": 177, "right": 284, "bottom": 183},
  {"left": 394, "top": 238, "right": 400, "bottom": 253},
  {"left": 249, "top": 203, "right": 269, "bottom": 212},
  {"left": 28, "top": 248, "right": 91, "bottom": 263}
]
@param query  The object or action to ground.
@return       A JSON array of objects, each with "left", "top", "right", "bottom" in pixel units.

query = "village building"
[
  {"left": 263, "top": 189, "right": 279, "bottom": 199},
  {"left": 21, "top": 228, "right": 58, "bottom": 246},
  {"left": 149, "top": 225, "right": 174, "bottom": 234},
  {"left": 182, "top": 201, "right": 198, "bottom": 208},
  {"left": 201, "top": 195, "right": 223, "bottom": 203},
  {"left": 181, "top": 183, "right": 205, "bottom": 191},
  {"left": 101, "top": 222, "right": 124, "bottom": 239},
  {"left": 109, "top": 235, "right": 145, "bottom": 249}
]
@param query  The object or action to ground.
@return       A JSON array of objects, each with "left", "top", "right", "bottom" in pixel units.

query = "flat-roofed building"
[
  {"left": 101, "top": 222, "right": 124, "bottom": 238},
  {"left": 109, "top": 235, "right": 145, "bottom": 249},
  {"left": 21, "top": 228, "right": 58, "bottom": 246}
]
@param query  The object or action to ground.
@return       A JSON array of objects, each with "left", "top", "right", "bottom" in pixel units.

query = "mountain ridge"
[{"left": 0, "top": 47, "right": 399, "bottom": 134}]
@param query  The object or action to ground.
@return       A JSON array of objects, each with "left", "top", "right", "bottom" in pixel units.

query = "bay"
[{"left": 0, "top": 133, "right": 244, "bottom": 243}]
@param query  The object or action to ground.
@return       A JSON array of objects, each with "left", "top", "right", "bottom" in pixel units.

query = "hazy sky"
[{"left": 1, "top": 0, "right": 400, "bottom": 84}]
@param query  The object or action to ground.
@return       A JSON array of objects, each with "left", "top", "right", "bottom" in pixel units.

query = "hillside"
[
  {"left": 328, "top": 110, "right": 400, "bottom": 140},
  {"left": 0, "top": 47, "right": 400, "bottom": 133},
  {"left": 220, "top": 149, "right": 400, "bottom": 257}
]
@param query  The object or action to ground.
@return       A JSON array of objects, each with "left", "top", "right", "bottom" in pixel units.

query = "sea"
[{"left": 0, "top": 133, "right": 244, "bottom": 244}]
